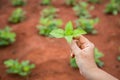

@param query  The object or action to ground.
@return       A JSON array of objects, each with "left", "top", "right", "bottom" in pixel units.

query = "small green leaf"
[
  {"left": 70, "top": 57, "right": 78, "bottom": 68},
  {"left": 73, "top": 29, "right": 87, "bottom": 37},
  {"left": 117, "top": 56, "right": 120, "bottom": 61},
  {"left": 50, "top": 29, "right": 64, "bottom": 38},
  {"left": 65, "top": 21, "right": 73, "bottom": 35},
  {"left": 65, "top": 36, "right": 73, "bottom": 43}
]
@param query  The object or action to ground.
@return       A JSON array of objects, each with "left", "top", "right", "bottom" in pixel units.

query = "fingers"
[
  {"left": 70, "top": 40, "right": 81, "bottom": 56},
  {"left": 78, "top": 35, "right": 94, "bottom": 49}
]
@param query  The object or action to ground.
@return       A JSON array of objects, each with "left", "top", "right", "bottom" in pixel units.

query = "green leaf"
[
  {"left": 65, "top": 36, "right": 73, "bottom": 43},
  {"left": 70, "top": 57, "right": 78, "bottom": 68},
  {"left": 117, "top": 56, "right": 120, "bottom": 61},
  {"left": 50, "top": 29, "right": 64, "bottom": 38},
  {"left": 65, "top": 21, "right": 73, "bottom": 35},
  {"left": 73, "top": 28, "right": 87, "bottom": 37}
]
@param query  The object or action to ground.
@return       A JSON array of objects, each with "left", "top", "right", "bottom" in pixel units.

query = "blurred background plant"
[
  {"left": 0, "top": 27, "right": 16, "bottom": 46},
  {"left": 8, "top": 8, "right": 26, "bottom": 23}
]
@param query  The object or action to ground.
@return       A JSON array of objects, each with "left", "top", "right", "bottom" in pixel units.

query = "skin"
[{"left": 70, "top": 35, "right": 118, "bottom": 80}]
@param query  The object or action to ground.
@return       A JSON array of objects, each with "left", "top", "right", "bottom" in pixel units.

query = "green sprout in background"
[
  {"left": 0, "top": 26, "right": 16, "bottom": 46},
  {"left": 65, "top": 0, "right": 77, "bottom": 6},
  {"left": 41, "top": 7, "right": 58, "bottom": 19},
  {"left": 37, "top": 18, "right": 63, "bottom": 37},
  {"left": 41, "top": 0, "right": 52, "bottom": 5},
  {"left": 105, "top": 0, "right": 120, "bottom": 15},
  {"left": 76, "top": 18, "right": 99, "bottom": 34},
  {"left": 10, "top": 0, "right": 26, "bottom": 6},
  {"left": 117, "top": 56, "right": 120, "bottom": 61},
  {"left": 87, "top": 0, "right": 101, "bottom": 4},
  {"left": 4, "top": 59, "right": 35, "bottom": 76},
  {"left": 70, "top": 48, "right": 104, "bottom": 68},
  {"left": 73, "top": 1, "right": 91, "bottom": 18},
  {"left": 50, "top": 21, "right": 86, "bottom": 43},
  {"left": 9, "top": 8, "right": 26, "bottom": 24}
]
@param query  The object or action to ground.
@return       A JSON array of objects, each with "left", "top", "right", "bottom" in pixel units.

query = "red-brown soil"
[{"left": 0, "top": 0, "right": 120, "bottom": 80}]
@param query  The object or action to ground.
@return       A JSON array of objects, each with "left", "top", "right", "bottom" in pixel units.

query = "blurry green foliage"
[
  {"left": 41, "top": 7, "right": 58, "bottom": 19},
  {"left": 88, "top": 0, "right": 101, "bottom": 3},
  {"left": 4, "top": 59, "right": 35, "bottom": 76},
  {"left": 0, "top": 27, "right": 16, "bottom": 46},
  {"left": 65, "top": 0, "right": 77, "bottom": 6},
  {"left": 10, "top": 0, "right": 26, "bottom": 6},
  {"left": 37, "top": 18, "right": 63, "bottom": 37},
  {"left": 9, "top": 8, "right": 25, "bottom": 23},
  {"left": 41, "top": 0, "right": 51, "bottom": 5},
  {"left": 105, "top": 0, "right": 120, "bottom": 15},
  {"left": 73, "top": 2, "right": 91, "bottom": 18},
  {"left": 76, "top": 18, "right": 99, "bottom": 34}
]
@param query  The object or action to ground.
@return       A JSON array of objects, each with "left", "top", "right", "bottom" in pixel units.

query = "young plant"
[
  {"left": 37, "top": 18, "right": 63, "bottom": 37},
  {"left": 76, "top": 18, "right": 99, "bottom": 34},
  {"left": 41, "top": 0, "right": 51, "bottom": 5},
  {"left": 65, "top": 0, "right": 77, "bottom": 6},
  {"left": 41, "top": 7, "right": 58, "bottom": 19},
  {"left": 70, "top": 48, "right": 104, "bottom": 68},
  {"left": 10, "top": 0, "right": 26, "bottom": 6},
  {"left": 0, "top": 26, "right": 16, "bottom": 46},
  {"left": 87, "top": 0, "right": 101, "bottom": 3},
  {"left": 94, "top": 48, "right": 104, "bottom": 67},
  {"left": 9, "top": 8, "right": 25, "bottom": 23},
  {"left": 117, "top": 56, "right": 120, "bottom": 61},
  {"left": 105, "top": 0, "right": 120, "bottom": 15},
  {"left": 50, "top": 21, "right": 86, "bottom": 43},
  {"left": 4, "top": 59, "right": 35, "bottom": 76},
  {"left": 73, "top": 2, "right": 91, "bottom": 18}
]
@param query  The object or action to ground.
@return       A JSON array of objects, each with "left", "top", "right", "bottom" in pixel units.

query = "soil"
[{"left": 0, "top": 0, "right": 120, "bottom": 80}]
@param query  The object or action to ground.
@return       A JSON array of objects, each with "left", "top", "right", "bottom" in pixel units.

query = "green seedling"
[
  {"left": 9, "top": 8, "right": 25, "bottom": 23},
  {"left": 10, "top": 0, "right": 26, "bottom": 6},
  {"left": 41, "top": 7, "right": 58, "bottom": 19},
  {"left": 4, "top": 59, "right": 35, "bottom": 76},
  {"left": 87, "top": 0, "right": 101, "bottom": 3},
  {"left": 0, "top": 26, "right": 16, "bottom": 46},
  {"left": 117, "top": 56, "right": 120, "bottom": 61},
  {"left": 70, "top": 48, "right": 104, "bottom": 68},
  {"left": 37, "top": 18, "right": 63, "bottom": 37},
  {"left": 50, "top": 21, "right": 86, "bottom": 43},
  {"left": 105, "top": 0, "right": 120, "bottom": 15},
  {"left": 76, "top": 18, "right": 99, "bottom": 34},
  {"left": 70, "top": 57, "right": 78, "bottom": 68},
  {"left": 94, "top": 48, "right": 104, "bottom": 67},
  {"left": 41, "top": 0, "right": 51, "bottom": 5},
  {"left": 73, "top": 2, "right": 91, "bottom": 18},
  {"left": 65, "top": 0, "right": 77, "bottom": 6}
]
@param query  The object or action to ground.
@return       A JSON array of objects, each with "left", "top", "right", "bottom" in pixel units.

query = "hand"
[
  {"left": 70, "top": 36, "right": 118, "bottom": 80},
  {"left": 70, "top": 35, "right": 98, "bottom": 75}
]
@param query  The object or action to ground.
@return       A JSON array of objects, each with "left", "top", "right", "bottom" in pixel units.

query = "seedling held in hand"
[
  {"left": 50, "top": 21, "right": 86, "bottom": 43},
  {"left": 0, "top": 26, "right": 16, "bottom": 46},
  {"left": 9, "top": 8, "right": 25, "bottom": 23},
  {"left": 4, "top": 59, "right": 35, "bottom": 76}
]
